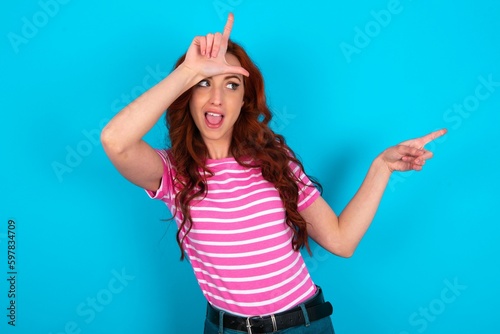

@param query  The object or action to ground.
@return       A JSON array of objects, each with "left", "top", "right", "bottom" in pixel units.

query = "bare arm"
[
  {"left": 301, "top": 157, "right": 391, "bottom": 258},
  {"left": 101, "top": 66, "right": 202, "bottom": 191},
  {"left": 302, "top": 129, "right": 447, "bottom": 258},
  {"left": 101, "top": 13, "right": 249, "bottom": 191}
]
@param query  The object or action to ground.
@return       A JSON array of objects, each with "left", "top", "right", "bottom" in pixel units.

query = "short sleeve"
[
  {"left": 144, "top": 149, "right": 174, "bottom": 202},
  {"left": 289, "top": 161, "right": 320, "bottom": 211}
]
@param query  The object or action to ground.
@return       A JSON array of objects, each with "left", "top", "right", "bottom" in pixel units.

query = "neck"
[{"left": 206, "top": 142, "right": 231, "bottom": 160}]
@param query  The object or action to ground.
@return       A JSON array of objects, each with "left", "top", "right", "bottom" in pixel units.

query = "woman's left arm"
[{"left": 301, "top": 128, "right": 447, "bottom": 258}]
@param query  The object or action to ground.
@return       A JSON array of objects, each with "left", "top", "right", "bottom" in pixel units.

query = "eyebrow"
[
  {"left": 224, "top": 75, "right": 242, "bottom": 82},
  {"left": 205, "top": 75, "right": 242, "bottom": 82}
]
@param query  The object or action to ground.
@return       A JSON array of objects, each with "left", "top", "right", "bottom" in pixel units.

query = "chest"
[{"left": 187, "top": 165, "right": 287, "bottom": 234}]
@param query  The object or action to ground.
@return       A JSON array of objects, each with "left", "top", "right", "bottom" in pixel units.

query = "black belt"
[{"left": 206, "top": 287, "right": 333, "bottom": 333}]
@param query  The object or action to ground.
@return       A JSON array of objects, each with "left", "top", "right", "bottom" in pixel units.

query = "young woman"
[{"left": 101, "top": 13, "right": 446, "bottom": 334}]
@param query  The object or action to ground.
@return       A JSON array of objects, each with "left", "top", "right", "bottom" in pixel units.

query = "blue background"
[{"left": 1, "top": 0, "right": 499, "bottom": 333}]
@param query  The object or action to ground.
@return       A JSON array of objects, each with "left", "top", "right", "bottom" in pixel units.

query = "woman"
[{"left": 101, "top": 13, "right": 446, "bottom": 334}]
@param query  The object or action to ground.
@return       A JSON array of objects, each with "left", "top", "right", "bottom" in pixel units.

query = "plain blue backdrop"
[{"left": 1, "top": 0, "right": 499, "bottom": 333}]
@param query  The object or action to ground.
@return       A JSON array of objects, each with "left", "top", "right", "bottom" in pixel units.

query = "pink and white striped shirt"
[{"left": 146, "top": 149, "right": 320, "bottom": 316}]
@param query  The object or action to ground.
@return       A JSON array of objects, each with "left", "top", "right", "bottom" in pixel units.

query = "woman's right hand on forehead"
[{"left": 182, "top": 13, "right": 250, "bottom": 79}]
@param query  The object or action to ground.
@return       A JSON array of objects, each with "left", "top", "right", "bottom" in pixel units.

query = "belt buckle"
[
  {"left": 245, "top": 317, "right": 253, "bottom": 334},
  {"left": 270, "top": 314, "right": 278, "bottom": 332},
  {"left": 245, "top": 313, "right": 278, "bottom": 333}
]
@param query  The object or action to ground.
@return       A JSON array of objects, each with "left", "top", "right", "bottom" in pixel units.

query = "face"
[{"left": 189, "top": 53, "right": 245, "bottom": 158}]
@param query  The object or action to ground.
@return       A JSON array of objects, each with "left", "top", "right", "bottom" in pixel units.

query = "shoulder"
[{"left": 155, "top": 148, "right": 175, "bottom": 167}]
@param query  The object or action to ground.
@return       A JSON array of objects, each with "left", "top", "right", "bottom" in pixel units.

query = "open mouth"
[{"left": 205, "top": 112, "right": 223, "bottom": 127}]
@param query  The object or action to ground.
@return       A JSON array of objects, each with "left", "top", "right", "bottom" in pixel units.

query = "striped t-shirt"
[{"left": 146, "top": 149, "right": 321, "bottom": 316}]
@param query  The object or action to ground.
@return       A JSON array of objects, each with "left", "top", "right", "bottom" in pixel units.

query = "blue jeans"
[{"left": 203, "top": 316, "right": 335, "bottom": 334}]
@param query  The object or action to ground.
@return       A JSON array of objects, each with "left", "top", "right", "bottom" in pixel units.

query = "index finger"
[
  {"left": 421, "top": 128, "right": 447, "bottom": 146},
  {"left": 222, "top": 12, "right": 234, "bottom": 40}
]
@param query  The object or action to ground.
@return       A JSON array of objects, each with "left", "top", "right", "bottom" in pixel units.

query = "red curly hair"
[{"left": 166, "top": 40, "right": 322, "bottom": 260}]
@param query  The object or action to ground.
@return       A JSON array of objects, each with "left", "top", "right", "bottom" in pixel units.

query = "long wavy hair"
[{"left": 166, "top": 40, "right": 322, "bottom": 260}]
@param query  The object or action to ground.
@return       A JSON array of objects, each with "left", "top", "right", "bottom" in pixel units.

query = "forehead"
[
  {"left": 225, "top": 53, "right": 241, "bottom": 67},
  {"left": 209, "top": 53, "right": 244, "bottom": 82}
]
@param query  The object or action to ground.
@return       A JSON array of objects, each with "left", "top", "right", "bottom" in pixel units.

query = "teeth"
[{"left": 207, "top": 112, "right": 222, "bottom": 117}]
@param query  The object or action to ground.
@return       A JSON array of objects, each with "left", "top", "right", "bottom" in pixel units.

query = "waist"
[{"left": 206, "top": 286, "right": 333, "bottom": 333}]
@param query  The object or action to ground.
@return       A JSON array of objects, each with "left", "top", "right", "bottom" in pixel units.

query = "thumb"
[
  {"left": 224, "top": 65, "right": 250, "bottom": 77},
  {"left": 396, "top": 145, "right": 425, "bottom": 158}
]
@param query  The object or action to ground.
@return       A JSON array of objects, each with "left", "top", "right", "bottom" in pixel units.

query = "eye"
[
  {"left": 197, "top": 79, "right": 210, "bottom": 87},
  {"left": 226, "top": 82, "right": 240, "bottom": 90}
]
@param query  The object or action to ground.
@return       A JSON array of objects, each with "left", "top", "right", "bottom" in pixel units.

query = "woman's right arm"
[
  {"left": 100, "top": 13, "right": 249, "bottom": 192},
  {"left": 100, "top": 65, "right": 203, "bottom": 192}
]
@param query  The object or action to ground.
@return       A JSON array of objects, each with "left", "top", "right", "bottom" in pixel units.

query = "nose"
[{"left": 209, "top": 85, "right": 222, "bottom": 106}]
